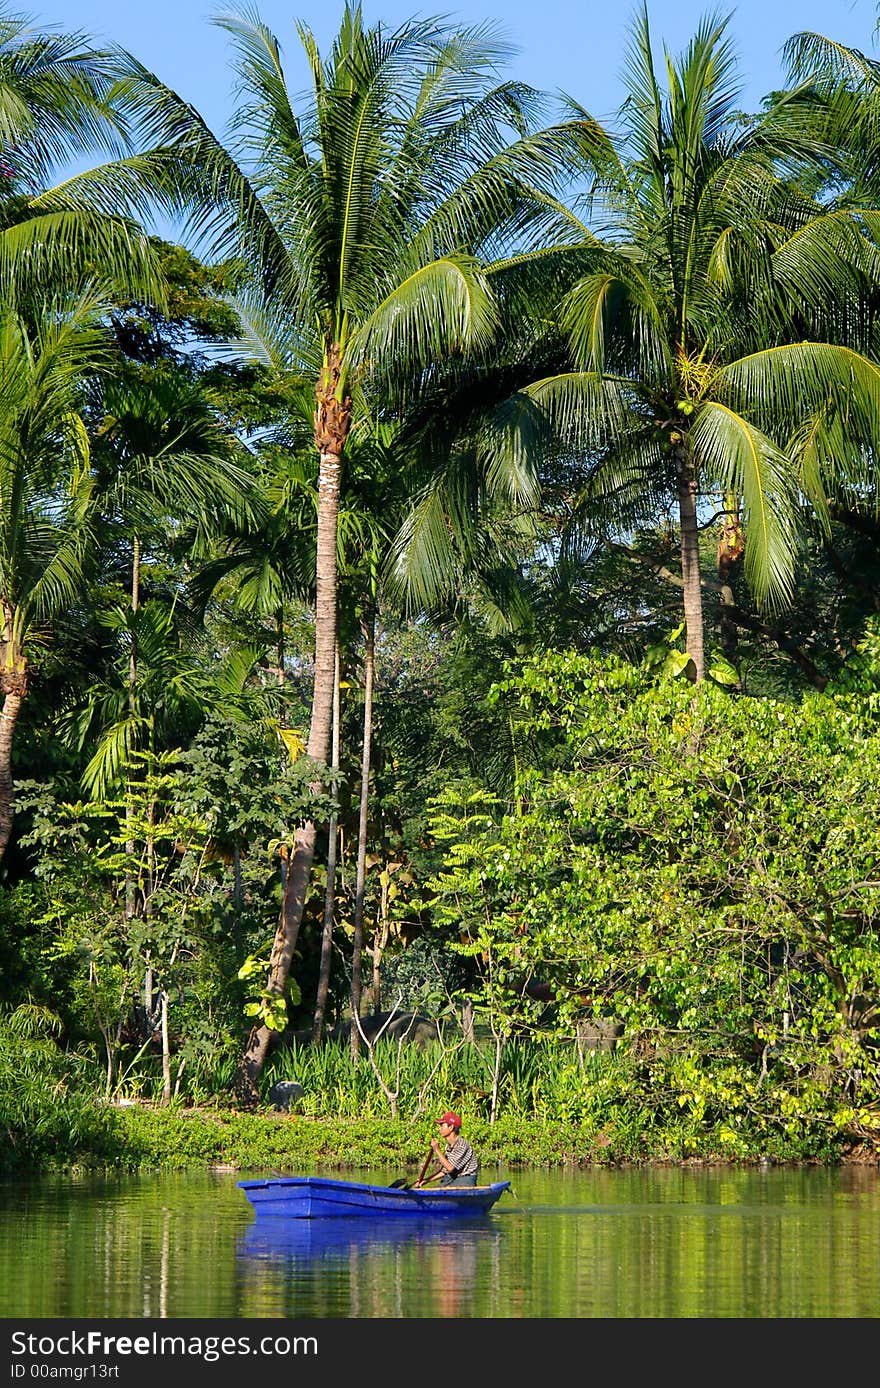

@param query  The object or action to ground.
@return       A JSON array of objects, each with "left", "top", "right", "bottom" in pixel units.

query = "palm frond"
[
  {"left": 524, "top": 370, "right": 636, "bottom": 451},
  {"left": 619, "top": 2, "right": 666, "bottom": 188},
  {"left": 213, "top": 6, "right": 310, "bottom": 175},
  {"left": 348, "top": 255, "right": 499, "bottom": 377},
  {"left": 0, "top": 208, "right": 161, "bottom": 306},
  {"left": 81, "top": 713, "right": 149, "bottom": 799},
  {"left": 717, "top": 342, "right": 880, "bottom": 471},
  {"left": 475, "top": 391, "right": 547, "bottom": 509},
  {"left": 690, "top": 400, "right": 799, "bottom": 609},
  {"left": 0, "top": 14, "right": 126, "bottom": 184},
  {"left": 770, "top": 208, "right": 880, "bottom": 317},
  {"left": 783, "top": 30, "right": 880, "bottom": 92}
]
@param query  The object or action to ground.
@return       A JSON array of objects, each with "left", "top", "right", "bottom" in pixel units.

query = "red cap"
[{"left": 437, "top": 1111, "right": 461, "bottom": 1129}]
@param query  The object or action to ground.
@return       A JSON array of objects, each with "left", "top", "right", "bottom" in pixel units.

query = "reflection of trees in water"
[
  {"left": 433, "top": 1236, "right": 479, "bottom": 1318},
  {"left": 142, "top": 1208, "right": 171, "bottom": 1319},
  {"left": 8, "top": 1170, "right": 880, "bottom": 1316}
]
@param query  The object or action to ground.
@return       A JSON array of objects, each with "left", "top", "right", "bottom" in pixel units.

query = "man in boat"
[{"left": 416, "top": 1111, "right": 479, "bottom": 1187}]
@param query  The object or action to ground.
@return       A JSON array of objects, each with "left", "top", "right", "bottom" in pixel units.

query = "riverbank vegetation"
[
  {"left": 0, "top": 1023, "right": 864, "bottom": 1175},
  {"left": 2, "top": 1, "right": 880, "bottom": 1174}
]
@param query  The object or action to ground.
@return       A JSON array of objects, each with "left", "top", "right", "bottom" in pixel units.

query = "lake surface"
[{"left": 2, "top": 1164, "right": 879, "bottom": 1318}]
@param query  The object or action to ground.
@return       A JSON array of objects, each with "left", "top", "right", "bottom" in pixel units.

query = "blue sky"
[{"left": 41, "top": 0, "right": 880, "bottom": 138}]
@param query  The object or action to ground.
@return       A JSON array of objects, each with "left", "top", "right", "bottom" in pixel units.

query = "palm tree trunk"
[
  {"left": 313, "top": 640, "right": 341, "bottom": 1043},
  {"left": 275, "top": 607, "right": 285, "bottom": 685},
  {"left": 350, "top": 603, "right": 376, "bottom": 1059},
  {"left": 675, "top": 445, "right": 705, "bottom": 682},
  {"left": 0, "top": 596, "right": 27, "bottom": 864},
  {"left": 233, "top": 844, "right": 242, "bottom": 906},
  {"left": 371, "top": 916, "right": 387, "bottom": 1017},
  {"left": 126, "top": 534, "right": 140, "bottom": 923},
  {"left": 234, "top": 349, "right": 350, "bottom": 1103},
  {"left": 718, "top": 491, "right": 744, "bottom": 682},
  {"left": 0, "top": 689, "right": 23, "bottom": 862},
  {"left": 160, "top": 988, "right": 171, "bottom": 1105}
]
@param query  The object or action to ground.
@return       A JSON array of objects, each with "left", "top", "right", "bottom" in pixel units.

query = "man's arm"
[{"left": 415, "top": 1136, "right": 455, "bottom": 1186}]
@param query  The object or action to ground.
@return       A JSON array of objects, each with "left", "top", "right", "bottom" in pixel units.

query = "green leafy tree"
[
  {"left": 425, "top": 646, "right": 880, "bottom": 1153},
  {"left": 17, "top": 752, "right": 224, "bottom": 1099}
]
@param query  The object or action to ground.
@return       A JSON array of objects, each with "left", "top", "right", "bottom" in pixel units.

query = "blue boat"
[{"left": 237, "top": 1174, "right": 511, "bottom": 1219}]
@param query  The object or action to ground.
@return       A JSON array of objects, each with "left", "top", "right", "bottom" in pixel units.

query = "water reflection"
[
  {"left": 237, "top": 1215, "right": 499, "bottom": 1318},
  {"left": 2, "top": 1167, "right": 880, "bottom": 1317}
]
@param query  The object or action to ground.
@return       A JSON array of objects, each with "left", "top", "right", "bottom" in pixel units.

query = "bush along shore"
[
  {"left": 4, "top": 1105, "right": 879, "bottom": 1179},
  {"left": 2, "top": 1026, "right": 879, "bottom": 1176}
]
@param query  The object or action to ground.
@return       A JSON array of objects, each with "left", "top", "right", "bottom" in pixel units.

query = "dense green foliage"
[
  {"left": 1, "top": 1, "right": 880, "bottom": 1169},
  {"left": 0, "top": 1022, "right": 838, "bottom": 1176},
  {"left": 423, "top": 647, "right": 880, "bottom": 1155}
]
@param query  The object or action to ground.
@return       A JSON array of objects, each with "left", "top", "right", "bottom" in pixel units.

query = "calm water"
[{"left": 1, "top": 1165, "right": 879, "bottom": 1318}]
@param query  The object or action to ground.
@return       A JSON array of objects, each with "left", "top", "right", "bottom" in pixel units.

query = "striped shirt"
[{"left": 445, "top": 1134, "right": 478, "bottom": 1179}]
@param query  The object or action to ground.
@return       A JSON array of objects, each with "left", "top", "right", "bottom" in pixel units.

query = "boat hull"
[{"left": 237, "top": 1175, "right": 510, "bottom": 1219}]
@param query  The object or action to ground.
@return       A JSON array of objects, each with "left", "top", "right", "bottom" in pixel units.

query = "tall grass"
[
  {"left": 259, "top": 1037, "right": 626, "bottom": 1125},
  {"left": 0, "top": 1008, "right": 116, "bottom": 1173}
]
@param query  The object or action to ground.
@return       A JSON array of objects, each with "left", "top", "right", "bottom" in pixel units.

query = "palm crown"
[
  {"left": 0, "top": 2, "right": 159, "bottom": 306},
  {"left": 526, "top": 5, "right": 880, "bottom": 678}
]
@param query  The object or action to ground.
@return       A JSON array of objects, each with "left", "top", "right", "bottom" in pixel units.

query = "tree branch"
[{"left": 725, "top": 605, "right": 829, "bottom": 690}]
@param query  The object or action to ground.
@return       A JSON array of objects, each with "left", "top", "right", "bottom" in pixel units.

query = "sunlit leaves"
[
  {"left": 424, "top": 649, "right": 880, "bottom": 1139},
  {"left": 689, "top": 401, "right": 799, "bottom": 608}
]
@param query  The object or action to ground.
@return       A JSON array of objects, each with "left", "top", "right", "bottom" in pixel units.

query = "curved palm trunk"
[
  {"left": 675, "top": 445, "right": 705, "bottom": 682},
  {"left": 350, "top": 603, "right": 376, "bottom": 1060},
  {"left": 234, "top": 349, "right": 350, "bottom": 1103}
]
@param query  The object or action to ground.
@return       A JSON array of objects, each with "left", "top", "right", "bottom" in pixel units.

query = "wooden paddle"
[{"left": 389, "top": 1145, "right": 434, "bottom": 1190}]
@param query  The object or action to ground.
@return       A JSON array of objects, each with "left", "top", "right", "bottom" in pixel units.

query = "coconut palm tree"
[
  {"left": 78, "top": 2, "right": 590, "bottom": 1095},
  {"left": 518, "top": 6, "right": 880, "bottom": 680},
  {"left": 0, "top": 289, "right": 110, "bottom": 863},
  {"left": 56, "top": 365, "right": 258, "bottom": 794},
  {"left": 781, "top": 25, "right": 880, "bottom": 203},
  {"left": 0, "top": 2, "right": 157, "bottom": 305}
]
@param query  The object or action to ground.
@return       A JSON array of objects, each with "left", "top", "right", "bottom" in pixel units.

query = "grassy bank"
[
  {"left": 3, "top": 1100, "right": 875, "bottom": 1177},
  {"left": 3, "top": 1025, "right": 878, "bottom": 1175}
]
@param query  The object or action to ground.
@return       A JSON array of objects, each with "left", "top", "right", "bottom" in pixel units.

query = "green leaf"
[
  {"left": 664, "top": 650, "right": 693, "bottom": 678},
  {"left": 708, "top": 658, "right": 739, "bottom": 686}
]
